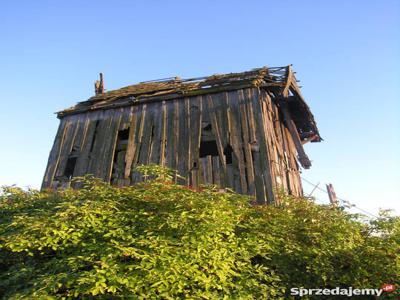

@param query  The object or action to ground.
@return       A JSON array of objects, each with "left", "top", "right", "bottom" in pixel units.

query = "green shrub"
[{"left": 0, "top": 166, "right": 399, "bottom": 299}]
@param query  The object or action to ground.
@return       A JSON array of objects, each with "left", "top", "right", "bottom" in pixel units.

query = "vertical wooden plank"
[
  {"left": 246, "top": 90, "right": 257, "bottom": 144},
  {"left": 250, "top": 88, "right": 275, "bottom": 204},
  {"left": 226, "top": 90, "right": 247, "bottom": 194},
  {"left": 93, "top": 111, "right": 114, "bottom": 179},
  {"left": 258, "top": 90, "right": 279, "bottom": 192},
  {"left": 252, "top": 150, "right": 266, "bottom": 203},
  {"left": 207, "top": 95, "right": 227, "bottom": 183},
  {"left": 238, "top": 89, "right": 255, "bottom": 196},
  {"left": 213, "top": 92, "right": 228, "bottom": 146},
  {"left": 137, "top": 104, "right": 154, "bottom": 167},
  {"left": 124, "top": 106, "right": 139, "bottom": 178},
  {"left": 54, "top": 115, "right": 80, "bottom": 180},
  {"left": 284, "top": 125, "right": 303, "bottom": 196},
  {"left": 87, "top": 110, "right": 109, "bottom": 177},
  {"left": 226, "top": 164, "right": 234, "bottom": 188},
  {"left": 159, "top": 100, "right": 167, "bottom": 167},
  {"left": 206, "top": 155, "right": 213, "bottom": 185},
  {"left": 212, "top": 156, "right": 220, "bottom": 186},
  {"left": 41, "top": 118, "right": 68, "bottom": 189},
  {"left": 189, "top": 96, "right": 202, "bottom": 188},
  {"left": 119, "top": 106, "right": 133, "bottom": 131},
  {"left": 165, "top": 101, "right": 176, "bottom": 169},
  {"left": 200, "top": 157, "right": 207, "bottom": 184},
  {"left": 149, "top": 102, "right": 163, "bottom": 164},
  {"left": 277, "top": 115, "right": 291, "bottom": 194},
  {"left": 73, "top": 111, "right": 100, "bottom": 178},
  {"left": 131, "top": 105, "right": 146, "bottom": 182},
  {"left": 177, "top": 98, "right": 189, "bottom": 184},
  {"left": 70, "top": 113, "right": 89, "bottom": 154},
  {"left": 101, "top": 108, "right": 123, "bottom": 182},
  {"left": 173, "top": 99, "right": 180, "bottom": 174}
]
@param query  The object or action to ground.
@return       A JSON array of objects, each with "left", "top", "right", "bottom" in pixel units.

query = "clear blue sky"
[{"left": 1, "top": 0, "right": 399, "bottom": 216}]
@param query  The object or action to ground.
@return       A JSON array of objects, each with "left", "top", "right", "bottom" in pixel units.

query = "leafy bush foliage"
[{"left": 0, "top": 166, "right": 399, "bottom": 299}]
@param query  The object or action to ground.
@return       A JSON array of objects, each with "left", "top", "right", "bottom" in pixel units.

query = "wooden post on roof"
[
  {"left": 95, "top": 73, "right": 104, "bottom": 95},
  {"left": 326, "top": 183, "right": 338, "bottom": 206}
]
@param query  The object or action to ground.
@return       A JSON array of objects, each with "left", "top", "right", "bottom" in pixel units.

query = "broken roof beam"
[{"left": 278, "top": 98, "right": 312, "bottom": 169}]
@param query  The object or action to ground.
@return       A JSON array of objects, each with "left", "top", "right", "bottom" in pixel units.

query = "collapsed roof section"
[{"left": 57, "top": 66, "right": 321, "bottom": 143}]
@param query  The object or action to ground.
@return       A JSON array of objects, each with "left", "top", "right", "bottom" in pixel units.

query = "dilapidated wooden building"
[{"left": 42, "top": 65, "right": 321, "bottom": 204}]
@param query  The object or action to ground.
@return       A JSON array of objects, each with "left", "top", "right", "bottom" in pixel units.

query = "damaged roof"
[{"left": 57, "top": 66, "right": 321, "bottom": 142}]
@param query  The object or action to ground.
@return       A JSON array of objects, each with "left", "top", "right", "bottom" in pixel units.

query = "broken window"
[
  {"left": 199, "top": 140, "right": 219, "bottom": 157},
  {"left": 199, "top": 122, "right": 233, "bottom": 164},
  {"left": 223, "top": 144, "right": 233, "bottom": 164},
  {"left": 199, "top": 123, "right": 218, "bottom": 157},
  {"left": 64, "top": 156, "right": 77, "bottom": 179}
]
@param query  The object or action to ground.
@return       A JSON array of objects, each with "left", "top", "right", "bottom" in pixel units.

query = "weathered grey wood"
[
  {"left": 91, "top": 110, "right": 114, "bottom": 178},
  {"left": 54, "top": 115, "right": 80, "bottom": 180},
  {"left": 284, "top": 125, "right": 303, "bottom": 196},
  {"left": 73, "top": 112, "right": 100, "bottom": 179},
  {"left": 44, "top": 66, "right": 320, "bottom": 205},
  {"left": 238, "top": 90, "right": 255, "bottom": 196},
  {"left": 212, "top": 156, "right": 220, "bottom": 186},
  {"left": 102, "top": 108, "right": 123, "bottom": 182},
  {"left": 165, "top": 100, "right": 176, "bottom": 169},
  {"left": 124, "top": 106, "right": 139, "bottom": 178},
  {"left": 177, "top": 98, "right": 189, "bottom": 184},
  {"left": 261, "top": 91, "right": 280, "bottom": 191},
  {"left": 200, "top": 157, "right": 208, "bottom": 184},
  {"left": 226, "top": 164, "right": 234, "bottom": 188},
  {"left": 188, "top": 96, "right": 202, "bottom": 187},
  {"left": 149, "top": 102, "right": 163, "bottom": 164},
  {"left": 226, "top": 90, "right": 247, "bottom": 194},
  {"left": 207, "top": 95, "right": 227, "bottom": 179},
  {"left": 251, "top": 88, "right": 275, "bottom": 204},
  {"left": 86, "top": 111, "right": 108, "bottom": 176},
  {"left": 41, "top": 118, "right": 68, "bottom": 189},
  {"left": 131, "top": 105, "right": 147, "bottom": 182},
  {"left": 173, "top": 100, "right": 180, "bottom": 172},
  {"left": 159, "top": 100, "right": 167, "bottom": 167},
  {"left": 206, "top": 155, "right": 213, "bottom": 184},
  {"left": 119, "top": 106, "right": 132, "bottom": 131},
  {"left": 252, "top": 150, "right": 266, "bottom": 204},
  {"left": 279, "top": 99, "right": 311, "bottom": 169},
  {"left": 69, "top": 113, "right": 88, "bottom": 156},
  {"left": 137, "top": 104, "right": 154, "bottom": 167}
]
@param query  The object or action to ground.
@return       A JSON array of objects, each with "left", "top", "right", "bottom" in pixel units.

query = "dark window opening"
[
  {"left": 115, "top": 128, "right": 130, "bottom": 152},
  {"left": 203, "top": 123, "right": 212, "bottom": 131},
  {"left": 224, "top": 144, "right": 233, "bottom": 164},
  {"left": 200, "top": 140, "right": 219, "bottom": 157},
  {"left": 64, "top": 156, "right": 77, "bottom": 179},
  {"left": 118, "top": 128, "right": 130, "bottom": 141}
]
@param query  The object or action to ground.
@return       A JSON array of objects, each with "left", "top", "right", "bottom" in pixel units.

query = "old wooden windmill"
[{"left": 42, "top": 65, "right": 321, "bottom": 204}]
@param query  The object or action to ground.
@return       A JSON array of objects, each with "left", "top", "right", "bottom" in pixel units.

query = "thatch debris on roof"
[{"left": 57, "top": 66, "right": 321, "bottom": 142}]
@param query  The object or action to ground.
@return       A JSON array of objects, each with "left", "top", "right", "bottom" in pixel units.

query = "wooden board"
[
  {"left": 250, "top": 88, "right": 275, "bottom": 204},
  {"left": 226, "top": 90, "right": 247, "bottom": 194},
  {"left": 188, "top": 96, "right": 202, "bottom": 187},
  {"left": 41, "top": 118, "right": 68, "bottom": 189},
  {"left": 238, "top": 89, "right": 255, "bottom": 196}
]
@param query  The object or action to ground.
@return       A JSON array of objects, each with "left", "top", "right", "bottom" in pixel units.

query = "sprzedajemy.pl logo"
[{"left": 290, "top": 284, "right": 396, "bottom": 297}]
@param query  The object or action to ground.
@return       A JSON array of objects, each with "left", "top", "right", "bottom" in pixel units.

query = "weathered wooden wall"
[{"left": 42, "top": 87, "right": 302, "bottom": 203}]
